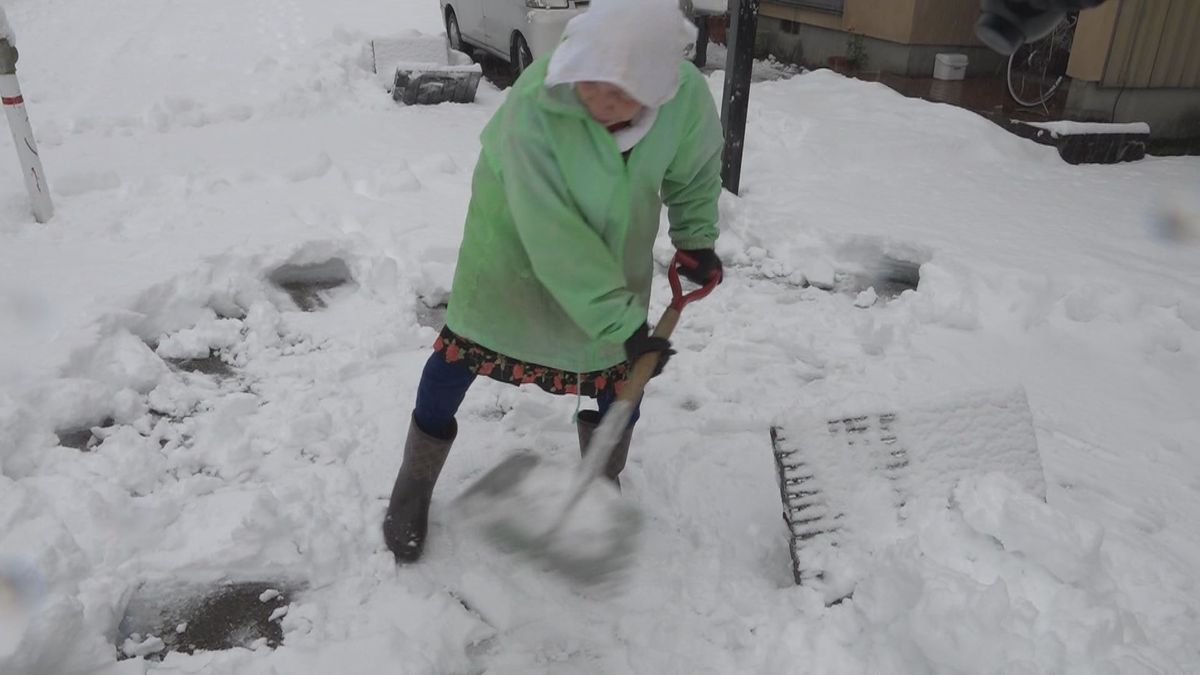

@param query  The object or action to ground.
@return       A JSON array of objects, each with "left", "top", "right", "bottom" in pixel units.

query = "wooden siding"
[{"left": 1103, "top": 0, "right": 1200, "bottom": 88}]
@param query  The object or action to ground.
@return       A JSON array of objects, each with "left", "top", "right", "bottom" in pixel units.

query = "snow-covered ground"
[{"left": 2, "top": 0, "right": 1199, "bottom": 673}]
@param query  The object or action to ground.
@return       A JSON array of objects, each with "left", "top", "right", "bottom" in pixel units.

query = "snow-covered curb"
[{"left": 1026, "top": 119, "right": 1151, "bottom": 136}]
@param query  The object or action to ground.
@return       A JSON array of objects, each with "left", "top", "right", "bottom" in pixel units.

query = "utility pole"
[
  {"left": 1, "top": 9, "right": 53, "bottom": 223},
  {"left": 719, "top": 0, "right": 759, "bottom": 196}
]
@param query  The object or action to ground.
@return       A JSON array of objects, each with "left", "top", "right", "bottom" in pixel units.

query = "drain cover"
[
  {"left": 770, "top": 388, "right": 1045, "bottom": 603},
  {"left": 117, "top": 580, "right": 301, "bottom": 660}
]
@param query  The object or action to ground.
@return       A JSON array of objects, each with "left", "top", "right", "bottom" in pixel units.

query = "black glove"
[
  {"left": 678, "top": 248, "right": 723, "bottom": 287},
  {"left": 623, "top": 322, "right": 675, "bottom": 376}
]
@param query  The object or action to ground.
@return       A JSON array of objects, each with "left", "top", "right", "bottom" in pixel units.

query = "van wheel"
[
  {"left": 512, "top": 33, "right": 533, "bottom": 75},
  {"left": 446, "top": 9, "right": 463, "bottom": 52}
]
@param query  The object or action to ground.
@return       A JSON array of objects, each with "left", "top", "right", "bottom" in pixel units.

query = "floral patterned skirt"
[{"left": 434, "top": 326, "right": 630, "bottom": 398}]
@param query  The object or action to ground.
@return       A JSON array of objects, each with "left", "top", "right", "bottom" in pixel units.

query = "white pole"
[{"left": 1, "top": 10, "right": 53, "bottom": 223}]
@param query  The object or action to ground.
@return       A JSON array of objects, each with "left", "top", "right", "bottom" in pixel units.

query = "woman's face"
[{"left": 576, "top": 81, "right": 643, "bottom": 127}]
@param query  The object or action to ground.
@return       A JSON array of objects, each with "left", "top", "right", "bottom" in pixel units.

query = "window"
[
  {"left": 782, "top": 0, "right": 844, "bottom": 13},
  {"left": 781, "top": 20, "right": 801, "bottom": 35}
]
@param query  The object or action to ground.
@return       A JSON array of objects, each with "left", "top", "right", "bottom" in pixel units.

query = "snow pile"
[
  {"left": 0, "top": 0, "right": 1198, "bottom": 672},
  {"left": 702, "top": 42, "right": 800, "bottom": 82},
  {"left": 770, "top": 473, "right": 1171, "bottom": 673},
  {"left": 370, "top": 31, "right": 480, "bottom": 90}
]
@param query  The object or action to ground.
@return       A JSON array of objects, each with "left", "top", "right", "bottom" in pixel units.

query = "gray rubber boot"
[
  {"left": 383, "top": 415, "right": 456, "bottom": 564},
  {"left": 576, "top": 409, "right": 633, "bottom": 488}
]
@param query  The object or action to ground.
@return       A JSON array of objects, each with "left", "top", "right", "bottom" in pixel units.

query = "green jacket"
[{"left": 445, "top": 55, "right": 723, "bottom": 374}]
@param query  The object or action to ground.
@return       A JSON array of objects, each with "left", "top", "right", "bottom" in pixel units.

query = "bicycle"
[{"left": 1006, "top": 12, "right": 1078, "bottom": 109}]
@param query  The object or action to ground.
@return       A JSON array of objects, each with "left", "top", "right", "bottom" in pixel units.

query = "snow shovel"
[{"left": 452, "top": 251, "right": 719, "bottom": 583}]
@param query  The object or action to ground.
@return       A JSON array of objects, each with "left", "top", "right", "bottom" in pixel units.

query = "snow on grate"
[{"left": 771, "top": 387, "right": 1045, "bottom": 602}]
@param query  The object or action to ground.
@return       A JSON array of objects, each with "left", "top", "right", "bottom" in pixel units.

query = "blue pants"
[{"left": 413, "top": 351, "right": 641, "bottom": 438}]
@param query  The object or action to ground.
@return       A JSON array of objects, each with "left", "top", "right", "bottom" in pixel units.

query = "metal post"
[
  {"left": 1, "top": 25, "right": 53, "bottom": 223},
  {"left": 719, "top": 0, "right": 759, "bottom": 196}
]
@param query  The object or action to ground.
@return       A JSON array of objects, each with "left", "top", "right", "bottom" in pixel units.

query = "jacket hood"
[{"left": 544, "top": 0, "right": 697, "bottom": 108}]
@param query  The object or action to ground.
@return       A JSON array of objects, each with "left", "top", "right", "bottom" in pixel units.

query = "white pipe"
[
  {"left": 1, "top": 72, "right": 52, "bottom": 223},
  {"left": 1, "top": 12, "right": 53, "bottom": 224}
]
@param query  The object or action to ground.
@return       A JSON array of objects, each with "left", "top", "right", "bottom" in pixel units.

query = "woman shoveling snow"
[{"left": 382, "top": 0, "right": 725, "bottom": 565}]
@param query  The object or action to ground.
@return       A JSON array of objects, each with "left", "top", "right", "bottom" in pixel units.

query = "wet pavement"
[{"left": 866, "top": 72, "right": 1068, "bottom": 124}]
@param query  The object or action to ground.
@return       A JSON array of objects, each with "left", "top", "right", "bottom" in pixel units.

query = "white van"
[{"left": 439, "top": 0, "right": 589, "bottom": 74}]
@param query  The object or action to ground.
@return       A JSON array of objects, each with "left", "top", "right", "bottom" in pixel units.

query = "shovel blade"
[{"left": 453, "top": 451, "right": 642, "bottom": 584}]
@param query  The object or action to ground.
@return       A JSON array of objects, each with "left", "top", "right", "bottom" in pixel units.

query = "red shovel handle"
[
  {"left": 669, "top": 250, "right": 720, "bottom": 311},
  {"left": 618, "top": 252, "right": 719, "bottom": 405}
]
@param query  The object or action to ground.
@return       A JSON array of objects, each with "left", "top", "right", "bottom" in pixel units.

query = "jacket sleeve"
[
  {"left": 662, "top": 67, "right": 724, "bottom": 251},
  {"left": 496, "top": 109, "right": 645, "bottom": 344}
]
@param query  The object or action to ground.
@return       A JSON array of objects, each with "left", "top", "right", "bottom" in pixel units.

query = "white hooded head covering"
[{"left": 544, "top": 0, "right": 697, "bottom": 109}]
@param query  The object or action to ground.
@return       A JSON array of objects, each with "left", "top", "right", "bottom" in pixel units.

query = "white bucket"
[{"left": 933, "top": 53, "right": 968, "bottom": 81}]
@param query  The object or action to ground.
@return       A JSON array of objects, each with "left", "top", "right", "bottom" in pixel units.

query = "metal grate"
[{"left": 771, "top": 413, "right": 910, "bottom": 590}]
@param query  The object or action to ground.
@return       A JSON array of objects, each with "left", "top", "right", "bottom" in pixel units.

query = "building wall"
[
  {"left": 842, "top": 0, "right": 916, "bottom": 44},
  {"left": 759, "top": 1, "right": 1002, "bottom": 76},
  {"left": 1065, "top": 79, "right": 1200, "bottom": 138},
  {"left": 908, "top": 0, "right": 985, "bottom": 46},
  {"left": 760, "top": 3, "right": 843, "bottom": 30},
  {"left": 760, "top": 1, "right": 915, "bottom": 43},
  {"left": 1069, "top": 0, "right": 1200, "bottom": 87},
  {"left": 1064, "top": 0, "right": 1200, "bottom": 139},
  {"left": 1066, "top": 0, "right": 1122, "bottom": 82},
  {"left": 1103, "top": 0, "right": 1200, "bottom": 88},
  {"left": 762, "top": 0, "right": 984, "bottom": 46}
]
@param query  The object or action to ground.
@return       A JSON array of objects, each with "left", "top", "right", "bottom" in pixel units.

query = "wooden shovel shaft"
[
  {"left": 617, "top": 305, "right": 682, "bottom": 405},
  {"left": 541, "top": 304, "right": 683, "bottom": 540}
]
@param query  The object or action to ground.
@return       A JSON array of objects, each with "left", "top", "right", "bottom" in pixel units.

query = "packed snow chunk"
[
  {"left": 803, "top": 258, "right": 837, "bottom": 291},
  {"left": 146, "top": 377, "right": 205, "bottom": 419},
  {"left": 89, "top": 426, "right": 171, "bottom": 496},
  {"left": 64, "top": 330, "right": 169, "bottom": 395},
  {"left": 854, "top": 287, "right": 878, "bottom": 308},
  {"left": 119, "top": 634, "right": 164, "bottom": 658},
  {"left": 0, "top": 394, "right": 57, "bottom": 475},
  {"left": 154, "top": 318, "right": 244, "bottom": 361},
  {"left": 956, "top": 474, "right": 1104, "bottom": 584},
  {"left": 910, "top": 262, "right": 981, "bottom": 330},
  {"left": 19, "top": 377, "right": 144, "bottom": 457}
]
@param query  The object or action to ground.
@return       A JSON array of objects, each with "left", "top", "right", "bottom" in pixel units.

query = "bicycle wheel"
[{"left": 1007, "top": 16, "right": 1076, "bottom": 109}]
